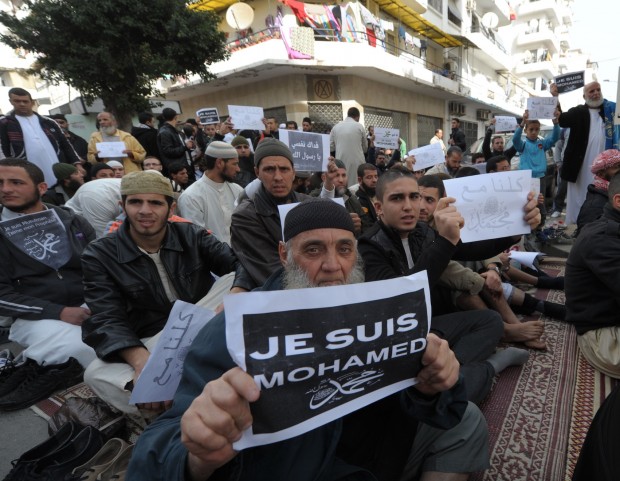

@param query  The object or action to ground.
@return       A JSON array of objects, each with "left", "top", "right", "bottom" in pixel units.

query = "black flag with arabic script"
[{"left": 0, "top": 210, "right": 70, "bottom": 271}]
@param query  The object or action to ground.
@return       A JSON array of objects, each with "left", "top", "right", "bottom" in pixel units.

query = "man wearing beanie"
[
  {"left": 130, "top": 198, "right": 490, "bottom": 481},
  {"left": 81, "top": 171, "right": 253, "bottom": 423},
  {"left": 231, "top": 138, "right": 312, "bottom": 288},
  {"left": 90, "top": 162, "right": 116, "bottom": 179},
  {"left": 231, "top": 135, "right": 256, "bottom": 187},
  {"left": 177, "top": 141, "right": 243, "bottom": 245},
  {"left": 156, "top": 107, "right": 196, "bottom": 183},
  {"left": 42, "top": 162, "right": 85, "bottom": 206}
]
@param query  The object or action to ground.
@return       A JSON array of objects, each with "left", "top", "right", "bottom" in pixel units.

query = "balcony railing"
[{"left": 221, "top": 26, "right": 532, "bottom": 111}]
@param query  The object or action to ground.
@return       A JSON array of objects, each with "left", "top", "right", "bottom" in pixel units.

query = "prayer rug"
[
  {"left": 471, "top": 259, "right": 618, "bottom": 481},
  {"left": 31, "top": 382, "right": 143, "bottom": 442}
]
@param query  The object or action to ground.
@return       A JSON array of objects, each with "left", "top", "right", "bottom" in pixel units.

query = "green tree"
[{"left": 0, "top": 0, "right": 228, "bottom": 130}]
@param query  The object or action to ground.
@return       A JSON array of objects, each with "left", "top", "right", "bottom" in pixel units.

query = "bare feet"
[
  {"left": 524, "top": 338, "right": 547, "bottom": 350},
  {"left": 503, "top": 320, "right": 544, "bottom": 343}
]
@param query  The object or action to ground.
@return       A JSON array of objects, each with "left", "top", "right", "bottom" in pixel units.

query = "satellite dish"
[
  {"left": 481, "top": 12, "right": 499, "bottom": 29},
  {"left": 226, "top": 2, "right": 254, "bottom": 30}
]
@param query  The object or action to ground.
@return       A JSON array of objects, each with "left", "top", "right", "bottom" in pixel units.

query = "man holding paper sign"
[
  {"left": 87, "top": 111, "right": 146, "bottom": 174},
  {"left": 130, "top": 199, "right": 490, "bottom": 481}
]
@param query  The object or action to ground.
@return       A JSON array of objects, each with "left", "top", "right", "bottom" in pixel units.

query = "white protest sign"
[
  {"left": 530, "top": 178, "right": 540, "bottom": 197},
  {"left": 228, "top": 105, "right": 265, "bottom": 130},
  {"left": 407, "top": 143, "right": 445, "bottom": 171},
  {"left": 472, "top": 162, "right": 487, "bottom": 174},
  {"left": 494, "top": 116, "right": 518, "bottom": 133},
  {"left": 196, "top": 107, "right": 219, "bottom": 125},
  {"left": 616, "top": 66, "right": 620, "bottom": 126},
  {"left": 526, "top": 97, "right": 558, "bottom": 120},
  {"left": 277, "top": 199, "right": 346, "bottom": 240},
  {"left": 373, "top": 128, "right": 400, "bottom": 149},
  {"left": 130, "top": 301, "right": 215, "bottom": 404},
  {"left": 225, "top": 272, "right": 432, "bottom": 450},
  {"left": 95, "top": 142, "right": 126, "bottom": 158},
  {"left": 279, "top": 129, "right": 330, "bottom": 173},
  {"left": 509, "top": 251, "right": 545, "bottom": 271},
  {"left": 443, "top": 170, "right": 532, "bottom": 243}
]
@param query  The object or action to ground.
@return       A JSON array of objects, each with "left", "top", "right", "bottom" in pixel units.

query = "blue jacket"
[
  {"left": 512, "top": 124, "right": 560, "bottom": 178},
  {"left": 128, "top": 270, "right": 467, "bottom": 481}
]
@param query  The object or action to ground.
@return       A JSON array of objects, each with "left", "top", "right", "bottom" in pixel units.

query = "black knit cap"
[
  {"left": 254, "top": 138, "right": 294, "bottom": 167},
  {"left": 283, "top": 198, "right": 355, "bottom": 241}
]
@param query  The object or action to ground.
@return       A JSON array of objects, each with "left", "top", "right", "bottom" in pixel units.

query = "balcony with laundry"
[{"left": 167, "top": 0, "right": 528, "bottom": 115}]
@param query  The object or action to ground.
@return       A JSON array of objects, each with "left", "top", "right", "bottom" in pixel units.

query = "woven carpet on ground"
[{"left": 471, "top": 259, "right": 618, "bottom": 481}]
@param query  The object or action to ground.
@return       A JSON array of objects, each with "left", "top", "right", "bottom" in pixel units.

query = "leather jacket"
[{"left": 82, "top": 220, "right": 253, "bottom": 361}]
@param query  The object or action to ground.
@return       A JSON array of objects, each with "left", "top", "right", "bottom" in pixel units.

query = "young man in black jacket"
[
  {"left": 81, "top": 171, "right": 253, "bottom": 423},
  {"left": 0, "top": 158, "right": 95, "bottom": 410},
  {"left": 358, "top": 170, "right": 541, "bottom": 403}
]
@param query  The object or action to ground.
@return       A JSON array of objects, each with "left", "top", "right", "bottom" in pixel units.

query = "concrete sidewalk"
[{"left": 0, "top": 341, "right": 48, "bottom": 479}]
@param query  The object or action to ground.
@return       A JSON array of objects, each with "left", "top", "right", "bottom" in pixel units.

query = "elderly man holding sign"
[{"left": 129, "top": 198, "right": 490, "bottom": 481}]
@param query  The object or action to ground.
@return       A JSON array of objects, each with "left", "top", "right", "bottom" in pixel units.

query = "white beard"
[
  {"left": 282, "top": 255, "right": 365, "bottom": 290},
  {"left": 585, "top": 98, "right": 604, "bottom": 108},
  {"left": 100, "top": 125, "right": 117, "bottom": 136}
]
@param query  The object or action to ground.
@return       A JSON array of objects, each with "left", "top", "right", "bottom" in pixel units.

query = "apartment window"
[
  {"left": 460, "top": 120, "right": 478, "bottom": 150},
  {"left": 428, "top": 0, "right": 443, "bottom": 13},
  {"left": 417, "top": 115, "right": 442, "bottom": 148},
  {"left": 307, "top": 102, "right": 343, "bottom": 134}
]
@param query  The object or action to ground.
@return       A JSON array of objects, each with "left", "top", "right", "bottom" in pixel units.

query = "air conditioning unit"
[{"left": 477, "top": 109, "right": 491, "bottom": 121}]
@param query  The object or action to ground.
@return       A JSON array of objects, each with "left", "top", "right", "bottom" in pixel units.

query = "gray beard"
[
  {"left": 100, "top": 125, "right": 117, "bottom": 136},
  {"left": 282, "top": 255, "right": 366, "bottom": 289},
  {"left": 585, "top": 98, "right": 604, "bottom": 108}
]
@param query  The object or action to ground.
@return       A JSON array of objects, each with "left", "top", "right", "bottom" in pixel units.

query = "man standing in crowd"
[
  {"left": 554, "top": 81, "right": 619, "bottom": 224},
  {"left": 131, "top": 112, "right": 161, "bottom": 160},
  {"left": 430, "top": 128, "right": 447, "bottom": 154},
  {"left": 87, "top": 112, "right": 145, "bottom": 174},
  {"left": 178, "top": 141, "right": 242, "bottom": 245},
  {"left": 0, "top": 87, "right": 80, "bottom": 186},
  {"left": 330, "top": 107, "right": 368, "bottom": 187},
  {"left": 81, "top": 171, "right": 252, "bottom": 422},
  {"left": 129, "top": 198, "right": 490, "bottom": 481},
  {"left": 0, "top": 158, "right": 96, "bottom": 410},
  {"left": 49, "top": 114, "right": 89, "bottom": 161},
  {"left": 566, "top": 172, "right": 620, "bottom": 378},
  {"left": 231, "top": 138, "right": 311, "bottom": 288},
  {"left": 157, "top": 108, "right": 196, "bottom": 183},
  {"left": 448, "top": 118, "right": 466, "bottom": 151}
]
